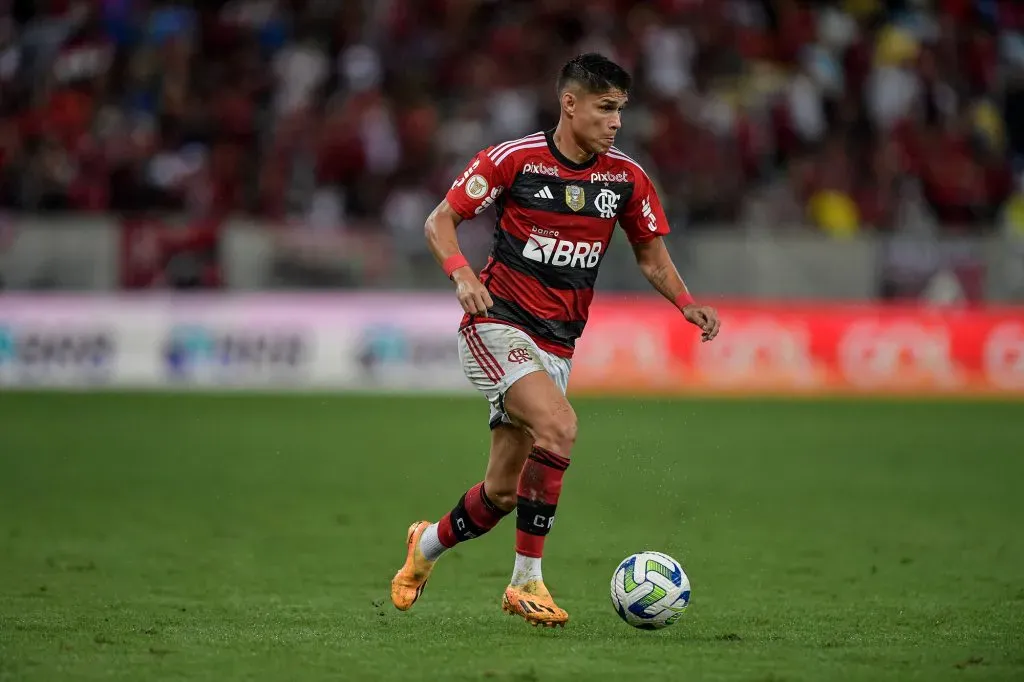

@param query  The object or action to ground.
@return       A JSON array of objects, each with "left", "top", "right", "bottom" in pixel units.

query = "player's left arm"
[
  {"left": 631, "top": 237, "right": 719, "bottom": 342},
  {"left": 618, "top": 175, "right": 720, "bottom": 342}
]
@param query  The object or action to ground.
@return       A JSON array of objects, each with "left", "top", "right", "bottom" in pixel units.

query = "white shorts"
[{"left": 458, "top": 322, "right": 572, "bottom": 429}]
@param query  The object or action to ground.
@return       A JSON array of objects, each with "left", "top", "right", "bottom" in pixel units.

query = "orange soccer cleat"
[
  {"left": 390, "top": 521, "right": 436, "bottom": 611},
  {"left": 501, "top": 580, "right": 569, "bottom": 628}
]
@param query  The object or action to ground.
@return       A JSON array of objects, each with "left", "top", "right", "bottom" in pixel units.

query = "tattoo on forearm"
[{"left": 647, "top": 264, "right": 671, "bottom": 295}]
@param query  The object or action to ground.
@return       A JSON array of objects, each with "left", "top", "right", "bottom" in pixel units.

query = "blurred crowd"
[{"left": 3, "top": 0, "right": 1024, "bottom": 247}]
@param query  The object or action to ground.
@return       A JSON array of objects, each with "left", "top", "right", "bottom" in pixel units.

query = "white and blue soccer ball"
[{"left": 610, "top": 551, "right": 691, "bottom": 630}]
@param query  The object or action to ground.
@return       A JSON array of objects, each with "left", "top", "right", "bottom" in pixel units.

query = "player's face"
[{"left": 574, "top": 88, "right": 628, "bottom": 154}]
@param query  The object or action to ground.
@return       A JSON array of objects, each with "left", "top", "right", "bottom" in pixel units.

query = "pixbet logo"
[
  {"left": 522, "top": 234, "right": 602, "bottom": 268},
  {"left": 591, "top": 171, "right": 628, "bottom": 183},
  {"left": 523, "top": 162, "right": 559, "bottom": 177}
]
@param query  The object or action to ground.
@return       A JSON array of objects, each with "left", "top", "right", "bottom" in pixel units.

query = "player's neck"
[{"left": 552, "top": 122, "right": 594, "bottom": 166}]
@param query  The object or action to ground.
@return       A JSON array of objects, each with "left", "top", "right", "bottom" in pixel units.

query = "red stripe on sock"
[{"left": 528, "top": 445, "right": 570, "bottom": 471}]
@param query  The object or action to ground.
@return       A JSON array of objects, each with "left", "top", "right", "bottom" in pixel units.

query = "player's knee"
[{"left": 532, "top": 406, "right": 577, "bottom": 456}]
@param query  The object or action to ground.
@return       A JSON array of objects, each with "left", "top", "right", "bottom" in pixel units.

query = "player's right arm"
[
  {"left": 426, "top": 147, "right": 512, "bottom": 316},
  {"left": 424, "top": 199, "right": 494, "bottom": 315}
]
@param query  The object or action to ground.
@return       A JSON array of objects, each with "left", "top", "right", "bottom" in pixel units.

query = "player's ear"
[{"left": 561, "top": 90, "right": 576, "bottom": 118}]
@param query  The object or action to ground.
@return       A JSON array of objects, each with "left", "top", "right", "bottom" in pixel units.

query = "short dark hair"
[{"left": 557, "top": 53, "right": 632, "bottom": 96}]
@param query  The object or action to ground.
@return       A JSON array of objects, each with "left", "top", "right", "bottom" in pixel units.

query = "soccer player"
[{"left": 391, "top": 53, "right": 721, "bottom": 627}]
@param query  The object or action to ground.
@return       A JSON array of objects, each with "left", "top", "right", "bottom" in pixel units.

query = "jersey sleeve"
[
  {"left": 444, "top": 148, "right": 513, "bottom": 220},
  {"left": 618, "top": 169, "right": 671, "bottom": 244}
]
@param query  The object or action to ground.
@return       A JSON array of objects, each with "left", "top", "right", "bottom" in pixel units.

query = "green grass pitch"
[{"left": 1, "top": 393, "right": 1023, "bottom": 681}]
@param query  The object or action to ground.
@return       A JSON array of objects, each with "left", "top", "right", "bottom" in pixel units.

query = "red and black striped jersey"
[{"left": 445, "top": 129, "right": 671, "bottom": 358}]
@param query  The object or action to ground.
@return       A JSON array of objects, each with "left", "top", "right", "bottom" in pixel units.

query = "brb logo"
[
  {"left": 523, "top": 233, "right": 602, "bottom": 268},
  {"left": 594, "top": 189, "right": 620, "bottom": 219}
]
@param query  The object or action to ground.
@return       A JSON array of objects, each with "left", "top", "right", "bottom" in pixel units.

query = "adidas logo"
[{"left": 534, "top": 186, "right": 554, "bottom": 199}]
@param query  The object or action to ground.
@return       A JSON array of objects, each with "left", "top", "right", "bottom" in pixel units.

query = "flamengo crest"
[
  {"left": 508, "top": 347, "right": 532, "bottom": 364},
  {"left": 594, "top": 189, "right": 620, "bottom": 219}
]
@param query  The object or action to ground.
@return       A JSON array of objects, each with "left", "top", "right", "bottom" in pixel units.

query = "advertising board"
[{"left": 0, "top": 294, "right": 1020, "bottom": 396}]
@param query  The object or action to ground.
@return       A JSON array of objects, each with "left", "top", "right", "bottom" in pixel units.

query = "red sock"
[
  {"left": 515, "top": 446, "right": 570, "bottom": 558},
  {"left": 436, "top": 482, "right": 509, "bottom": 548}
]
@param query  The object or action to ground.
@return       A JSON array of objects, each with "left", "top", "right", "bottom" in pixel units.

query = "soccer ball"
[{"left": 610, "top": 551, "right": 691, "bottom": 630}]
